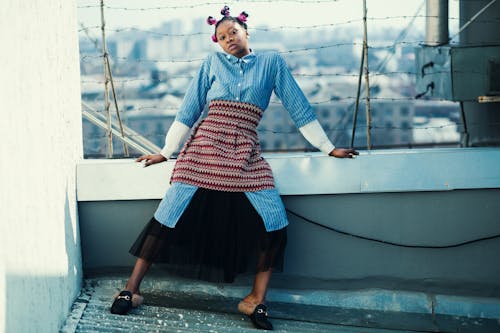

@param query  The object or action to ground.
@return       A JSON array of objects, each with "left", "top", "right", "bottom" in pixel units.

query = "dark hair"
[
  {"left": 215, "top": 15, "right": 248, "bottom": 32},
  {"left": 207, "top": 8, "right": 249, "bottom": 42}
]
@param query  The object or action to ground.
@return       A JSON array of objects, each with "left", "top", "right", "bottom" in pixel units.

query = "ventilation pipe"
[{"left": 425, "top": 0, "right": 449, "bottom": 45}]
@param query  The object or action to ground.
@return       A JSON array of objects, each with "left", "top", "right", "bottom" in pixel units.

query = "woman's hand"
[
  {"left": 328, "top": 148, "right": 359, "bottom": 158},
  {"left": 135, "top": 153, "right": 167, "bottom": 167}
]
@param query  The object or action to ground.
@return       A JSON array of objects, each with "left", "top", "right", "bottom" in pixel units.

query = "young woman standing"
[{"left": 111, "top": 6, "right": 358, "bottom": 330}]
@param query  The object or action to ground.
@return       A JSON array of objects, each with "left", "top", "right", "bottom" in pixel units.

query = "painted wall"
[
  {"left": 78, "top": 189, "right": 500, "bottom": 290},
  {"left": 459, "top": 0, "right": 500, "bottom": 146},
  {"left": 0, "top": 1, "right": 83, "bottom": 332},
  {"left": 77, "top": 149, "right": 500, "bottom": 293}
]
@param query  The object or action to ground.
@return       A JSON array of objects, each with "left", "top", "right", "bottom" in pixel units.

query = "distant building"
[
  {"left": 80, "top": 21, "right": 460, "bottom": 156},
  {"left": 82, "top": 95, "right": 461, "bottom": 157}
]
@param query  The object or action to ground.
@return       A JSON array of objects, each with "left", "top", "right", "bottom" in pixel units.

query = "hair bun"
[
  {"left": 220, "top": 5, "right": 230, "bottom": 16},
  {"left": 237, "top": 11, "right": 248, "bottom": 22},
  {"left": 206, "top": 16, "right": 217, "bottom": 25}
]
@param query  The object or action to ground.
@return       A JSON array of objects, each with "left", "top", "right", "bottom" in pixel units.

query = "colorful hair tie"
[
  {"left": 207, "top": 6, "right": 249, "bottom": 43},
  {"left": 237, "top": 11, "right": 248, "bottom": 22},
  {"left": 220, "top": 5, "right": 230, "bottom": 16},
  {"left": 206, "top": 16, "right": 217, "bottom": 26}
]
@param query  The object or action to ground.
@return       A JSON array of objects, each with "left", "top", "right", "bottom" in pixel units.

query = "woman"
[{"left": 110, "top": 6, "right": 358, "bottom": 330}]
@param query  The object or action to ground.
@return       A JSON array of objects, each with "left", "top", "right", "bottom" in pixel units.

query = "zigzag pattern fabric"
[{"left": 170, "top": 100, "right": 276, "bottom": 192}]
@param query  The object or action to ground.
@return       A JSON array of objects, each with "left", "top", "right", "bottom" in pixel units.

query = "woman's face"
[{"left": 216, "top": 20, "right": 250, "bottom": 58}]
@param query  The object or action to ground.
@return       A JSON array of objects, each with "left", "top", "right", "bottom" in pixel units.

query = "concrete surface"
[{"left": 61, "top": 271, "right": 500, "bottom": 332}]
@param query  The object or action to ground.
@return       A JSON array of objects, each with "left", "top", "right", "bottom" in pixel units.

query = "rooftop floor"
[{"left": 60, "top": 269, "right": 500, "bottom": 333}]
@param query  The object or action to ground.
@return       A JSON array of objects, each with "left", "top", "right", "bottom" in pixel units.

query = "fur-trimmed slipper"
[
  {"left": 110, "top": 291, "right": 144, "bottom": 315},
  {"left": 237, "top": 300, "right": 257, "bottom": 315}
]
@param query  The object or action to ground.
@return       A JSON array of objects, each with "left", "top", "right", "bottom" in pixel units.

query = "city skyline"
[
  {"left": 78, "top": 0, "right": 460, "bottom": 36},
  {"left": 77, "top": 0, "right": 463, "bottom": 156}
]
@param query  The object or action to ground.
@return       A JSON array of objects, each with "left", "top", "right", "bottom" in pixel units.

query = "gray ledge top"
[{"left": 77, "top": 147, "right": 500, "bottom": 201}]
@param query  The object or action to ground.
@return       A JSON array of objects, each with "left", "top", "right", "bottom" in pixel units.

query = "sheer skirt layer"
[{"left": 129, "top": 188, "right": 287, "bottom": 283}]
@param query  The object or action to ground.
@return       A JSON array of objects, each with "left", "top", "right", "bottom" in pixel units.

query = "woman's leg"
[
  {"left": 111, "top": 257, "right": 151, "bottom": 314},
  {"left": 239, "top": 269, "right": 272, "bottom": 315},
  {"left": 124, "top": 257, "right": 152, "bottom": 295},
  {"left": 239, "top": 269, "right": 275, "bottom": 330},
  {"left": 239, "top": 228, "right": 285, "bottom": 315}
]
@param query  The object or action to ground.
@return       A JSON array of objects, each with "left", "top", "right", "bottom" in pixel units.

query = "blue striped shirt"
[
  {"left": 155, "top": 51, "right": 317, "bottom": 231},
  {"left": 176, "top": 51, "right": 316, "bottom": 128}
]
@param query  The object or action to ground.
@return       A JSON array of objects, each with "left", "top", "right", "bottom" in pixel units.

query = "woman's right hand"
[{"left": 135, "top": 153, "right": 167, "bottom": 167}]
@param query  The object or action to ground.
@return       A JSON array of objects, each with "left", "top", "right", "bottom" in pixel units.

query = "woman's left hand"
[
  {"left": 136, "top": 153, "right": 167, "bottom": 167},
  {"left": 328, "top": 148, "right": 359, "bottom": 158}
]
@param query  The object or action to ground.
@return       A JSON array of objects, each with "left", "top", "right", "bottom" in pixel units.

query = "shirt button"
[
  {"left": 239, "top": 70, "right": 243, "bottom": 74},
  {"left": 237, "top": 83, "right": 241, "bottom": 87},
  {"left": 236, "top": 97, "right": 239, "bottom": 100}
]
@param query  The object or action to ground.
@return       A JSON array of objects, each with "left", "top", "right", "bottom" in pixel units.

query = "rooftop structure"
[{"left": 1, "top": 1, "right": 500, "bottom": 333}]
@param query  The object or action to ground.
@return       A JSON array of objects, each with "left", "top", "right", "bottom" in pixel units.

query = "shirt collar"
[{"left": 224, "top": 51, "right": 255, "bottom": 64}]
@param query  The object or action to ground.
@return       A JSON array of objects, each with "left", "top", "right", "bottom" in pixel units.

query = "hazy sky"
[{"left": 78, "top": 0, "right": 460, "bottom": 33}]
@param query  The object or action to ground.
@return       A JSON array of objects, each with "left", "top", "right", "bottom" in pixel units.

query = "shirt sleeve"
[
  {"left": 174, "top": 54, "right": 212, "bottom": 128},
  {"left": 273, "top": 53, "right": 317, "bottom": 128},
  {"left": 159, "top": 120, "right": 191, "bottom": 159},
  {"left": 298, "top": 120, "right": 335, "bottom": 155}
]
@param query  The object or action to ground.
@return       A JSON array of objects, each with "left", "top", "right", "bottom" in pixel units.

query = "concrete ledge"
[
  {"left": 77, "top": 147, "right": 500, "bottom": 201},
  {"left": 434, "top": 294, "right": 500, "bottom": 319}
]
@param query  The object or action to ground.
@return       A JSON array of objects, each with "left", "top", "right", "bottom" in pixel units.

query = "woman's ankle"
[
  {"left": 242, "top": 293, "right": 264, "bottom": 305},
  {"left": 124, "top": 284, "right": 140, "bottom": 295}
]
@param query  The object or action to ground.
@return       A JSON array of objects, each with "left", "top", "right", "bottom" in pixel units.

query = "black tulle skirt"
[{"left": 129, "top": 187, "right": 287, "bottom": 283}]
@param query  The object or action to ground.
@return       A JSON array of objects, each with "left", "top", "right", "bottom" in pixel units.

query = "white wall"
[{"left": 0, "top": 1, "right": 83, "bottom": 332}]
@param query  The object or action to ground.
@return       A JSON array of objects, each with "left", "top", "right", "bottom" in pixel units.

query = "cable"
[
  {"left": 286, "top": 209, "right": 500, "bottom": 249},
  {"left": 449, "top": 0, "right": 498, "bottom": 42}
]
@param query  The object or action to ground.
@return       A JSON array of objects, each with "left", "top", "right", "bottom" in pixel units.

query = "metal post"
[
  {"left": 350, "top": 45, "right": 365, "bottom": 148},
  {"left": 459, "top": 102, "right": 469, "bottom": 147},
  {"left": 363, "top": 0, "right": 372, "bottom": 149},
  {"left": 100, "top": 0, "right": 113, "bottom": 157},
  {"left": 425, "top": 0, "right": 449, "bottom": 46},
  {"left": 107, "top": 62, "right": 129, "bottom": 157}
]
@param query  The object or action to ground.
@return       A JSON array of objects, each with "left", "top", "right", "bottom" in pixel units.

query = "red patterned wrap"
[{"left": 170, "top": 100, "right": 276, "bottom": 192}]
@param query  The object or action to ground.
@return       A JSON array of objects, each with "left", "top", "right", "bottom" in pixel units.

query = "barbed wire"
[
  {"left": 77, "top": 0, "right": 497, "bottom": 155},
  {"left": 80, "top": 54, "right": 206, "bottom": 63},
  {"left": 84, "top": 97, "right": 464, "bottom": 116},
  {"left": 79, "top": 23, "right": 102, "bottom": 53},
  {"left": 79, "top": 71, "right": 420, "bottom": 84},
  {"left": 82, "top": 66, "right": 496, "bottom": 85},
  {"left": 79, "top": 67, "right": 486, "bottom": 82},
  {"left": 80, "top": 95, "right": 466, "bottom": 110},
  {"left": 82, "top": 120, "right": 500, "bottom": 140},
  {"left": 77, "top": 17, "right": 500, "bottom": 37},
  {"left": 77, "top": 40, "right": 425, "bottom": 64},
  {"left": 78, "top": 15, "right": 496, "bottom": 34},
  {"left": 79, "top": 33, "right": 498, "bottom": 64},
  {"left": 78, "top": 0, "right": 341, "bottom": 11}
]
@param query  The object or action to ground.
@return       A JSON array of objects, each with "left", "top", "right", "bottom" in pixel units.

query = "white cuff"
[
  {"left": 299, "top": 120, "right": 335, "bottom": 155},
  {"left": 159, "top": 120, "right": 191, "bottom": 159}
]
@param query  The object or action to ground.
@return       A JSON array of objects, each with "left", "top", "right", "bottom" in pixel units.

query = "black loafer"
[
  {"left": 110, "top": 291, "right": 133, "bottom": 315},
  {"left": 249, "top": 304, "right": 273, "bottom": 330}
]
